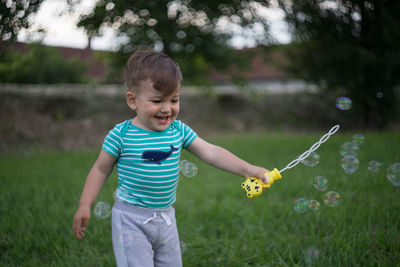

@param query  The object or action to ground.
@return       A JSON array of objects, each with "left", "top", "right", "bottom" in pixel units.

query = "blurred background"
[{"left": 1, "top": 0, "right": 399, "bottom": 152}]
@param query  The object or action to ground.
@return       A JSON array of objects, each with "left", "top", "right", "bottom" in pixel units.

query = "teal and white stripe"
[{"left": 103, "top": 120, "right": 197, "bottom": 208}]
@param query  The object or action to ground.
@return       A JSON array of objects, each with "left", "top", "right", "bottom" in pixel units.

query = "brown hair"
[{"left": 125, "top": 49, "right": 182, "bottom": 95}]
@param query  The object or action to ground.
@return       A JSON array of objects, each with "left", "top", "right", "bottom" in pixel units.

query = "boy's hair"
[{"left": 125, "top": 49, "right": 182, "bottom": 95}]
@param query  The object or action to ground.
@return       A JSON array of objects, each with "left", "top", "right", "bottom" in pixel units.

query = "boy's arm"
[
  {"left": 186, "top": 137, "right": 269, "bottom": 182},
  {"left": 73, "top": 149, "right": 116, "bottom": 239}
]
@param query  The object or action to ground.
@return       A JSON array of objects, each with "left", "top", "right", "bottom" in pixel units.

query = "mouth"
[{"left": 155, "top": 115, "right": 170, "bottom": 124}]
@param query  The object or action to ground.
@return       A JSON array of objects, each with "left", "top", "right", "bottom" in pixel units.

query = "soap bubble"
[
  {"left": 352, "top": 134, "right": 365, "bottom": 146},
  {"left": 336, "top": 97, "right": 352, "bottom": 110},
  {"left": 340, "top": 141, "right": 359, "bottom": 156},
  {"left": 117, "top": 230, "right": 135, "bottom": 247},
  {"left": 342, "top": 155, "right": 359, "bottom": 174},
  {"left": 294, "top": 198, "right": 309, "bottom": 213},
  {"left": 180, "top": 240, "right": 188, "bottom": 254},
  {"left": 301, "top": 151, "right": 320, "bottom": 167},
  {"left": 313, "top": 176, "right": 328, "bottom": 191},
  {"left": 368, "top": 160, "right": 383, "bottom": 172},
  {"left": 179, "top": 160, "right": 189, "bottom": 170},
  {"left": 308, "top": 200, "right": 321, "bottom": 211},
  {"left": 180, "top": 160, "right": 198, "bottom": 177},
  {"left": 387, "top": 162, "right": 400, "bottom": 186},
  {"left": 181, "top": 162, "right": 198, "bottom": 178},
  {"left": 113, "top": 187, "right": 130, "bottom": 200},
  {"left": 305, "top": 246, "right": 320, "bottom": 263},
  {"left": 324, "top": 191, "right": 340, "bottom": 207},
  {"left": 94, "top": 202, "right": 111, "bottom": 219}
]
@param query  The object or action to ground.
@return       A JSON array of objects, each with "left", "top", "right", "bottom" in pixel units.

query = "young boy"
[{"left": 73, "top": 49, "right": 269, "bottom": 266}]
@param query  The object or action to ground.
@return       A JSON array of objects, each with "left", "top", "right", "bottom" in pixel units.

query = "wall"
[{"left": 0, "top": 84, "right": 397, "bottom": 152}]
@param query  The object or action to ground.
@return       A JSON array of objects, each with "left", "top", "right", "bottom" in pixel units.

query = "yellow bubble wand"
[{"left": 241, "top": 125, "right": 340, "bottom": 198}]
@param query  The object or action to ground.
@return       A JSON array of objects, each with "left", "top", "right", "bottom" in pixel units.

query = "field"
[{"left": 1, "top": 130, "right": 399, "bottom": 266}]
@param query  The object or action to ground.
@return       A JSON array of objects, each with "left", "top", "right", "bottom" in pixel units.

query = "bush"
[{"left": 0, "top": 42, "right": 88, "bottom": 84}]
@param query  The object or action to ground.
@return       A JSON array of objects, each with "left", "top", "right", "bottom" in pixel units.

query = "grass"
[{"left": 0, "top": 130, "right": 399, "bottom": 266}]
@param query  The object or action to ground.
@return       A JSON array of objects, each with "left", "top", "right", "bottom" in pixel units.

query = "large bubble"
[
  {"left": 308, "top": 200, "right": 321, "bottom": 211},
  {"left": 336, "top": 97, "right": 352, "bottom": 110},
  {"left": 180, "top": 160, "right": 198, "bottom": 178},
  {"left": 387, "top": 162, "right": 400, "bottom": 186},
  {"left": 313, "top": 176, "right": 328, "bottom": 191},
  {"left": 301, "top": 151, "right": 320, "bottom": 167},
  {"left": 324, "top": 191, "right": 340, "bottom": 207},
  {"left": 94, "top": 201, "right": 111, "bottom": 219},
  {"left": 294, "top": 198, "right": 309, "bottom": 213},
  {"left": 340, "top": 141, "right": 359, "bottom": 156},
  {"left": 342, "top": 155, "right": 359, "bottom": 174}
]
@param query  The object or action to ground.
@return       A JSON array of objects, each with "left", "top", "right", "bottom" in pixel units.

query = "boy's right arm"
[{"left": 73, "top": 149, "right": 116, "bottom": 239}]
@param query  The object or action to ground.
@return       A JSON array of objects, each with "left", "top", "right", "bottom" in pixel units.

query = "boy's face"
[{"left": 127, "top": 80, "right": 180, "bottom": 132}]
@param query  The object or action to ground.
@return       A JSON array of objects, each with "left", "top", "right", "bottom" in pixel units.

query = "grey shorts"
[{"left": 112, "top": 200, "right": 182, "bottom": 267}]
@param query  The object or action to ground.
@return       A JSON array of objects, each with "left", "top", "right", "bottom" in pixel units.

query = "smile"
[{"left": 155, "top": 115, "right": 170, "bottom": 124}]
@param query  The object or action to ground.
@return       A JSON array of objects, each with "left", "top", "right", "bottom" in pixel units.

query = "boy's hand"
[
  {"left": 246, "top": 166, "right": 270, "bottom": 183},
  {"left": 73, "top": 205, "right": 91, "bottom": 239}
]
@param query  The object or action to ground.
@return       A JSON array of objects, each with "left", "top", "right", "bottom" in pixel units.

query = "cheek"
[{"left": 146, "top": 104, "right": 159, "bottom": 113}]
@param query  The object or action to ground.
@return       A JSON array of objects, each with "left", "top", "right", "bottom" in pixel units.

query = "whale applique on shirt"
[{"left": 142, "top": 145, "right": 178, "bottom": 165}]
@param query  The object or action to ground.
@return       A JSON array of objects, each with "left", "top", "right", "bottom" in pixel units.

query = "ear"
[{"left": 126, "top": 91, "right": 137, "bottom": 110}]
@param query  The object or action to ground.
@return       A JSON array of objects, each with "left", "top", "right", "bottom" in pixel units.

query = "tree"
[
  {"left": 278, "top": 0, "right": 400, "bottom": 129},
  {"left": 0, "top": 0, "right": 44, "bottom": 42},
  {"left": 75, "top": 0, "right": 272, "bottom": 84}
]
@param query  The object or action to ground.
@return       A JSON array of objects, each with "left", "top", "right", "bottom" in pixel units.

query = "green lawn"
[{"left": 1, "top": 131, "right": 399, "bottom": 266}]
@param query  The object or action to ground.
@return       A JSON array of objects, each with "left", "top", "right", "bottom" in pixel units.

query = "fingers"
[
  {"left": 259, "top": 168, "right": 270, "bottom": 183},
  {"left": 262, "top": 173, "right": 270, "bottom": 183},
  {"left": 73, "top": 219, "right": 83, "bottom": 239},
  {"left": 73, "top": 214, "right": 89, "bottom": 240}
]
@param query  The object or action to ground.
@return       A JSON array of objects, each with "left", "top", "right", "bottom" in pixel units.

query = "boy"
[{"left": 73, "top": 49, "right": 269, "bottom": 266}]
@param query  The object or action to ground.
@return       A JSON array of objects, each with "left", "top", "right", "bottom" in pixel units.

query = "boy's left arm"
[{"left": 186, "top": 137, "right": 269, "bottom": 182}]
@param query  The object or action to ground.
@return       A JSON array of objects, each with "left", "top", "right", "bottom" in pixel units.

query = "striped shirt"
[{"left": 102, "top": 120, "right": 197, "bottom": 208}]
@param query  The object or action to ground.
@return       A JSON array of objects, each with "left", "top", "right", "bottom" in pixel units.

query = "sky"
[{"left": 17, "top": 0, "right": 291, "bottom": 51}]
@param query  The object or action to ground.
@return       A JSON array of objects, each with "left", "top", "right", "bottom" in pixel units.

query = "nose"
[{"left": 160, "top": 102, "right": 171, "bottom": 113}]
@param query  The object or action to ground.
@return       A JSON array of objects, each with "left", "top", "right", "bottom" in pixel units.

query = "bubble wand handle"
[{"left": 279, "top": 124, "right": 340, "bottom": 173}]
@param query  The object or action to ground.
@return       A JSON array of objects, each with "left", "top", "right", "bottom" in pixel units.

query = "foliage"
[
  {"left": 277, "top": 0, "right": 400, "bottom": 129},
  {"left": 75, "top": 0, "right": 272, "bottom": 84},
  {"left": 0, "top": 42, "right": 88, "bottom": 83},
  {"left": 1, "top": 131, "right": 399, "bottom": 265},
  {"left": 0, "top": 0, "right": 44, "bottom": 41}
]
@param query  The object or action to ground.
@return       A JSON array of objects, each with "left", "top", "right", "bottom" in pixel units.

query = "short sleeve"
[
  {"left": 177, "top": 121, "right": 198, "bottom": 148},
  {"left": 102, "top": 122, "right": 124, "bottom": 158}
]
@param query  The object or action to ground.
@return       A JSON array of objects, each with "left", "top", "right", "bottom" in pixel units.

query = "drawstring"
[
  {"left": 143, "top": 212, "right": 157, "bottom": 224},
  {"left": 142, "top": 212, "right": 172, "bottom": 226},
  {"left": 161, "top": 212, "right": 172, "bottom": 225}
]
